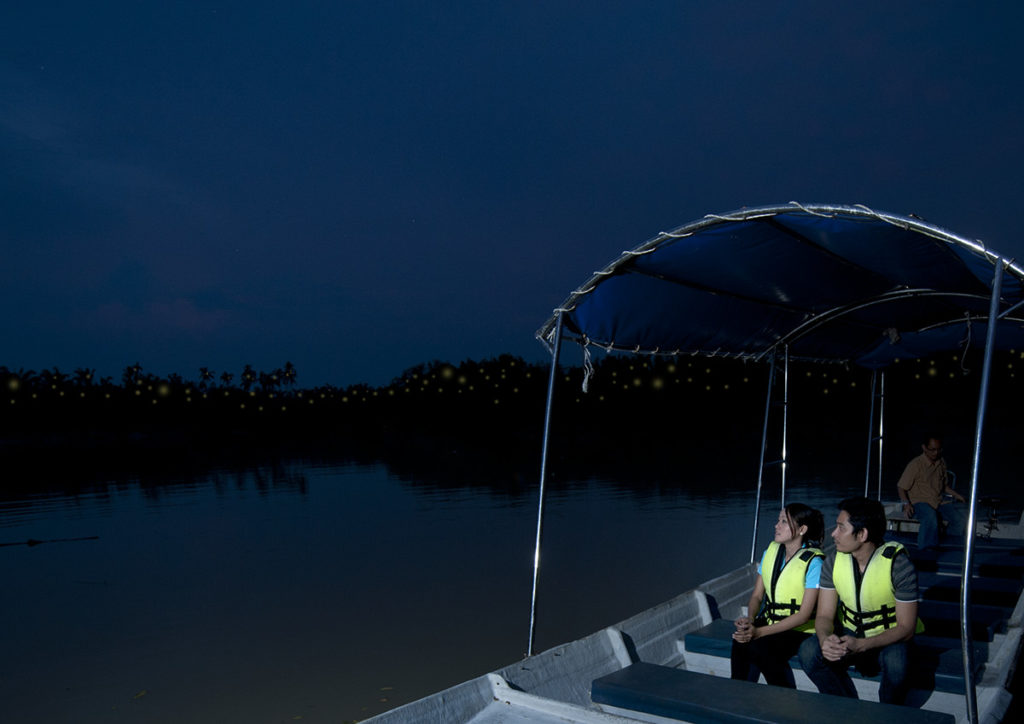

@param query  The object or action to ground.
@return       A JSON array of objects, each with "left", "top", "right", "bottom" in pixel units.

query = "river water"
[{"left": 1, "top": 451, "right": 885, "bottom": 724}]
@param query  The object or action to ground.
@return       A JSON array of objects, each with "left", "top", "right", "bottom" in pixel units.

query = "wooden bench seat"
[
  {"left": 682, "top": 618, "right": 982, "bottom": 694},
  {"left": 591, "top": 662, "right": 955, "bottom": 724},
  {"left": 918, "top": 571, "right": 1022, "bottom": 608}
]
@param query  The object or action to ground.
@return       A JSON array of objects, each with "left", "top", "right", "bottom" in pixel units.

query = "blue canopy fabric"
[{"left": 536, "top": 203, "right": 1024, "bottom": 368}]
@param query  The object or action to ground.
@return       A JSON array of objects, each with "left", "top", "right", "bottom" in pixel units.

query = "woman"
[{"left": 731, "top": 502, "right": 825, "bottom": 688}]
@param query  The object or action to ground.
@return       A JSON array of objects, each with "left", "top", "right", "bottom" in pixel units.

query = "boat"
[{"left": 365, "top": 203, "right": 1024, "bottom": 724}]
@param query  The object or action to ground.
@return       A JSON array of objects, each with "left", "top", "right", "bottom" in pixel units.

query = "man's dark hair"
[
  {"left": 922, "top": 432, "right": 944, "bottom": 447},
  {"left": 839, "top": 496, "right": 887, "bottom": 546}
]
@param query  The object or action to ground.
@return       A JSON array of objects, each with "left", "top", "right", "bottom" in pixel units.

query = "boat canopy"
[{"left": 536, "top": 203, "right": 1024, "bottom": 368}]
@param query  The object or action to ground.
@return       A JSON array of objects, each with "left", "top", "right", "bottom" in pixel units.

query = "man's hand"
[
  {"left": 952, "top": 491, "right": 966, "bottom": 504},
  {"left": 839, "top": 635, "right": 865, "bottom": 655},
  {"left": 821, "top": 634, "right": 848, "bottom": 662},
  {"left": 902, "top": 501, "right": 915, "bottom": 518}
]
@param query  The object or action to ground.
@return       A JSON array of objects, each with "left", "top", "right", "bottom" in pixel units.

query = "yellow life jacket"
[
  {"left": 833, "top": 541, "right": 924, "bottom": 638},
  {"left": 759, "top": 541, "right": 824, "bottom": 633}
]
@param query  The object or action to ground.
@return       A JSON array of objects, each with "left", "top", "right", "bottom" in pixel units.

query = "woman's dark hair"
[
  {"left": 785, "top": 502, "right": 825, "bottom": 548},
  {"left": 839, "top": 496, "right": 887, "bottom": 546}
]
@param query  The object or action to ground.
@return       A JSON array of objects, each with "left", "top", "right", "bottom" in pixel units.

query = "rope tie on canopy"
[
  {"left": 581, "top": 340, "right": 594, "bottom": 393},
  {"left": 960, "top": 313, "right": 973, "bottom": 375}
]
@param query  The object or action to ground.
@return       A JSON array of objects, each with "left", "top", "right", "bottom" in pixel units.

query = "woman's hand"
[{"left": 732, "top": 617, "right": 754, "bottom": 643}]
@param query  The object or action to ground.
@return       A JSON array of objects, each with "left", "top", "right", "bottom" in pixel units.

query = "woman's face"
[{"left": 774, "top": 510, "right": 798, "bottom": 545}]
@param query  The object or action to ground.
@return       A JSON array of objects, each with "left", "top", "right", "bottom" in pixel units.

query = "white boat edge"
[{"left": 364, "top": 506, "right": 1024, "bottom": 724}]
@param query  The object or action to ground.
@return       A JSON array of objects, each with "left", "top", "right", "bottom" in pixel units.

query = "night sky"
[{"left": 4, "top": 2, "right": 1023, "bottom": 387}]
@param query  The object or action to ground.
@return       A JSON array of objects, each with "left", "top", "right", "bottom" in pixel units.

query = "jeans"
[
  {"left": 798, "top": 633, "right": 911, "bottom": 705},
  {"left": 914, "top": 501, "right": 968, "bottom": 550}
]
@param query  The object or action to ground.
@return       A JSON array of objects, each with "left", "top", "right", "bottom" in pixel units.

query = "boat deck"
[
  {"left": 679, "top": 534, "right": 1024, "bottom": 722},
  {"left": 366, "top": 533, "right": 1024, "bottom": 724}
]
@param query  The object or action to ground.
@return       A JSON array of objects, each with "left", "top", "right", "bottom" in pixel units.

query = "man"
[
  {"left": 897, "top": 434, "right": 968, "bottom": 550},
  {"left": 798, "top": 497, "right": 920, "bottom": 705}
]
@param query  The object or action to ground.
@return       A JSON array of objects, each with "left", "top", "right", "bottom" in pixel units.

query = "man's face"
[
  {"left": 832, "top": 510, "right": 865, "bottom": 553},
  {"left": 922, "top": 439, "right": 943, "bottom": 463}
]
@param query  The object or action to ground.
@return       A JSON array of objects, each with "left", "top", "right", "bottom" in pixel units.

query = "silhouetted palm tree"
[
  {"left": 73, "top": 368, "right": 95, "bottom": 387},
  {"left": 282, "top": 361, "right": 297, "bottom": 388},
  {"left": 240, "top": 365, "right": 257, "bottom": 393}
]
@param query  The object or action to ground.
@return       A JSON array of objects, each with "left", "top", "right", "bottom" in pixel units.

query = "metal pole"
[
  {"left": 781, "top": 346, "right": 789, "bottom": 508},
  {"left": 877, "top": 370, "right": 885, "bottom": 501},
  {"left": 527, "top": 313, "right": 564, "bottom": 656},
  {"left": 751, "top": 355, "right": 776, "bottom": 563},
  {"left": 961, "top": 260, "right": 1004, "bottom": 724},
  {"left": 864, "top": 370, "right": 877, "bottom": 497}
]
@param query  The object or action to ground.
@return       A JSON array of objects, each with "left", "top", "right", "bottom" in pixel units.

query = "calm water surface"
[{"left": 1, "top": 459, "right": 865, "bottom": 723}]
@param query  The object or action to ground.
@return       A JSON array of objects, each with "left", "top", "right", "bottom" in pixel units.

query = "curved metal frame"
[
  {"left": 529, "top": 204, "right": 1018, "bottom": 721},
  {"left": 537, "top": 203, "right": 1024, "bottom": 359}
]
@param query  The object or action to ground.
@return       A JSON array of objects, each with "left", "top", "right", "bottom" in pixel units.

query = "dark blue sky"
[{"left": 4, "top": 2, "right": 1023, "bottom": 387}]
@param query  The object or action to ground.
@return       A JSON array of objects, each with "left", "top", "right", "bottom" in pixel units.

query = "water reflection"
[{"left": 1, "top": 438, "right": 1014, "bottom": 723}]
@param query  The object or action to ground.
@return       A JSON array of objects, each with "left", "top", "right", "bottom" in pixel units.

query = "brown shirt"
[{"left": 897, "top": 452, "right": 947, "bottom": 508}]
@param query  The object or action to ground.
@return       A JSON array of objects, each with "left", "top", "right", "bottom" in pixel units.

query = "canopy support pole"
[
  {"left": 863, "top": 371, "right": 877, "bottom": 496},
  {"left": 863, "top": 370, "right": 886, "bottom": 499},
  {"left": 781, "top": 346, "right": 789, "bottom": 508},
  {"left": 527, "top": 312, "right": 563, "bottom": 657},
  {"left": 876, "top": 371, "right": 885, "bottom": 501},
  {"left": 961, "top": 260, "right": 1004, "bottom": 724},
  {"left": 751, "top": 354, "right": 776, "bottom": 562}
]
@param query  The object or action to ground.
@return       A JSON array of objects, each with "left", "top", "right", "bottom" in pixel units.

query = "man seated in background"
[{"left": 897, "top": 434, "right": 967, "bottom": 551}]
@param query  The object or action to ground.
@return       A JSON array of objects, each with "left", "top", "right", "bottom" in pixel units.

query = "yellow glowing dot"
[
  {"left": 494, "top": 399, "right": 500, "bottom": 404},
  {"left": 927, "top": 368, "right": 938, "bottom": 377},
  {"left": 7, "top": 379, "right": 19, "bottom": 391},
  {"left": 652, "top": 378, "right": 664, "bottom": 390},
  {"left": 135, "top": 390, "right": 141, "bottom": 396},
  {"left": 633, "top": 377, "right": 642, "bottom": 387}
]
